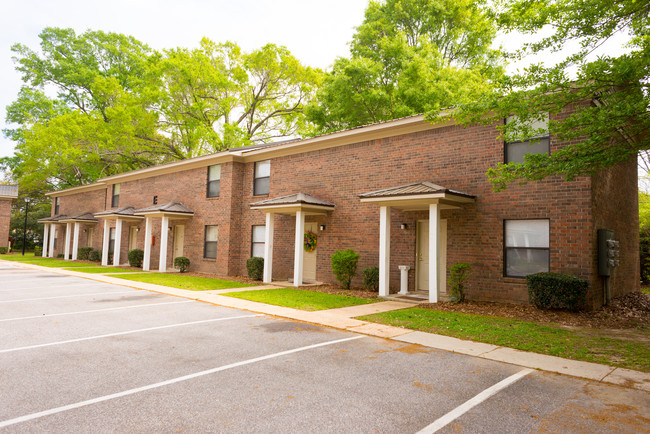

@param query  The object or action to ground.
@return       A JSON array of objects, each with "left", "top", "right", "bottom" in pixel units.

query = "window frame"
[
  {"left": 206, "top": 164, "right": 221, "bottom": 198},
  {"left": 250, "top": 225, "right": 266, "bottom": 258},
  {"left": 253, "top": 160, "right": 270, "bottom": 196},
  {"left": 503, "top": 218, "right": 550, "bottom": 278},
  {"left": 54, "top": 197, "right": 60, "bottom": 215},
  {"left": 111, "top": 184, "right": 120, "bottom": 208},
  {"left": 108, "top": 227, "right": 116, "bottom": 254},
  {"left": 204, "top": 225, "right": 218, "bottom": 259},
  {"left": 503, "top": 115, "right": 551, "bottom": 164}
]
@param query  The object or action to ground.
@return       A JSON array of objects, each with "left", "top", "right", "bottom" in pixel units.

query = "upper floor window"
[
  {"left": 504, "top": 219, "right": 550, "bottom": 277},
  {"left": 504, "top": 114, "right": 550, "bottom": 164},
  {"left": 204, "top": 225, "right": 218, "bottom": 259},
  {"left": 251, "top": 225, "right": 266, "bottom": 258},
  {"left": 111, "top": 184, "right": 120, "bottom": 208},
  {"left": 254, "top": 160, "right": 270, "bottom": 196},
  {"left": 207, "top": 165, "right": 221, "bottom": 198},
  {"left": 54, "top": 197, "right": 60, "bottom": 215}
]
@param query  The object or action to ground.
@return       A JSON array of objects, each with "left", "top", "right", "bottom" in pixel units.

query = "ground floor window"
[
  {"left": 251, "top": 225, "right": 265, "bottom": 258},
  {"left": 108, "top": 228, "right": 116, "bottom": 253},
  {"left": 504, "top": 219, "right": 549, "bottom": 277},
  {"left": 204, "top": 225, "right": 218, "bottom": 259}
]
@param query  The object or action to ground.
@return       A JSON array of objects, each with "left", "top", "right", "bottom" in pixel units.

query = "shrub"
[
  {"left": 246, "top": 257, "right": 264, "bottom": 280},
  {"left": 527, "top": 272, "right": 588, "bottom": 312},
  {"left": 363, "top": 266, "right": 379, "bottom": 291},
  {"left": 128, "top": 249, "right": 144, "bottom": 267},
  {"left": 57, "top": 253, "right": 64, "bottom": 258},
  {"left": 331, "top": 249, "right": 360, "bottom": 289},
  {"left": 448, "top": 263, "right": 471, "bottom": 303},
  {"left": 34, "top": 246, "right": 42, "bottom": 257},
  {"left": 174, "top": 256, "right": 190, "bottom": 273},
  {"left": 89, "top": 250, "right": 102, "bottom": 262},
  {"left": 0, "top": 247, "right": 7, "bottom": 254},
  {"left": 78, "top": 247, "right": 93, "bottom": 260},
  {"left": 641, "top": 225, "right": 650, "bottom": 283}
]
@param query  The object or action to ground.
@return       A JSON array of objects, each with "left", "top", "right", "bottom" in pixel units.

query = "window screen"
[
  {"left": 207, "top": 165, "right": 221, "bottom": 197},
  {"left": 505, "top": 114, "right": 550, "bottom": 164},
  {"left": 504, "top": 219, "right": 550, "bottom": 277},
  {"left": 254, "top": 160, "right": 270, "bottom": 195},
  {"left": 251, "top": 225, "right": 265, "bottom": 258},
  {"left": 204, "top": 225, "right": 218, "bottom": 259}
]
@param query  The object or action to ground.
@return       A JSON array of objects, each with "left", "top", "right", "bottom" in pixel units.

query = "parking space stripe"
[
  {"left": 0, "top": 291, "right": 134, "bottom": 303},
  {"left": 0, "top": 314, "right": 259, "bottom": 353},
  {"left": 0, "top": 300, "right": 193, "bottom": 322},
  {"left": 416, "top": 369, "right": 534, "bottom": 433},
  {"left": 0, "top": 335, "right": 364, "bottom": 429},
  {"left": 0, "top": 282, "right": 107, "bottom": 292}
]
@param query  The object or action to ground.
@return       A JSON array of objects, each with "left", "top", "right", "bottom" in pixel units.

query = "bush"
[
  {"left": 174, "top": 256, "right": 190, "bottom": 273},
  {"left": 527, "top": 272, "right": 588, "bottom": 311},
  {"left": 89, "top": 250, "right": 102, "bottom": 262},
  {"left": 246, "top": 257, "right": 264, "bottom": 280},
  {"left": 331, "top": 249, "right": 360, "bottom": 289},
  {"left": 34, "top": 246, "right": 42, "bottom": 257},
  {"left": 448, "top": 263, "right": 471, "bottom": 303},
  {"left": 128, "top": 249, "right": 144, "bottom": 268},
  {"left": 0, "top": 247, "right": 7, "bottom": 254},
  {"left": 78, "top": 247, "right": 93, "bottom": 260},
  {"left": 363, "top": 267, "right": 379, "bottom": 291},
  {"left": 57, "top": 253, "right": 64, "bottom": 258},
  {"left": 641, "top": 225, "right": 650, "bottom": 283}
]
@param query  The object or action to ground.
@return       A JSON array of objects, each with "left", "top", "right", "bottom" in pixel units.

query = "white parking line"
[
  {"left": 0, "top": 282, "right": 108, "bottom": 292},
  {"left": 0, "top": 335, "right": 364, "bottom": 429},
  {"left": 416, "top": 368, "right": 534, "bottom": 433},
  {"left": 0, "top": 300, "right": 193, "bottom": 322},
  {"left": 0, "top": 291, "right": 134, "bottom": 303},
  {"left": 0, "top": 314, "right": 259, "bottom": 353}
]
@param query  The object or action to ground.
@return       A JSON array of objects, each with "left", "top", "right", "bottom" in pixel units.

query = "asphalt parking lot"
[{"left": 1, "top": 263, "right": 648, "bottom": 433}]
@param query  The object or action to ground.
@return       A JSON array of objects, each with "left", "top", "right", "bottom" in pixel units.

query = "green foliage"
[
  {"left": 174, "top": 256, "right": 190, "bottom": 273},
  {"left": 222, "top": 288, "right": 377, "bottom": 311},
  {"left": 128, "top": 249, "right": 144, "bottom": 267},
  {"left": 640, "top": 226, "right": 650, "bottom": 283},
  {"left": 56, "top": 253, "right": 64, "bottom": 258},
  {"left": 112, "top": 273, "right": 252, "bottom": 291},
  {"left": 448, "top": 263, "right": 471, "bottom": 303},
  {"left": 0, "top": 247, "right": 7, "bottom": 254},
  {"left": 330, "top": 249, "right": 360, "bottom": 289},
  {"left": 363, "top": 266, "right": 379, "bottom": 291},
  {"left": 33, "top": 246, "right": 42, "bottom": 257},
  {"left": 246, "top": 257, "right": 264, "bottom": 281},
  {"left": 526, "top": 272, "right": 588, "bottom": 311},
  {"left": 640, "top": 192, "right": 650, "bottom": 229},
  {"left": 77, "top": 247, "right": 93, "bottom": 260},
  {"left": 89, "top": 249, "right": 102, "bottom": 262}
]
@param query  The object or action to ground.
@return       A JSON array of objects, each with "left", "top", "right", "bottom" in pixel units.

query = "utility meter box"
[{"left": 598, "top": 229, "right": 620, "bottom": 276}]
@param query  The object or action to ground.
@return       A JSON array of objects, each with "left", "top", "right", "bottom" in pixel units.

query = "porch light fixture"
[
  {"left": 319, "top": 225, "right": 326, "bottom": 231},
  {"left": 136, "top": 227, "right": 140, "bottom": 232},
  {"left": 400, "top": 223, "right": 408, "bottom": 230}
]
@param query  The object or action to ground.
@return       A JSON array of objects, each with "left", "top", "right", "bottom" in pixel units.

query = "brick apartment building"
[
  {"left": 37, "top": 109, "right": 639, "bottom": 309},
  {"left": 0, "top": 185, "right": 19, "bottom": 249}
]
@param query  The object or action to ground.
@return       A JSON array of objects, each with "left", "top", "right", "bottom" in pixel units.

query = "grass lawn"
[
  {"left": 0, "top": 254, "right": 94, "bottom": 268},
  {"left": 221, "top": 287, "right": 378, "bottom": 311},
  {"left": 642, "top": 287, "right": 650, "bottom": 295},
  {"left": 62, "top": 267, "right": 139, "bottom": 274},
  {"left": 359, "top": 308, "right": 650, "bottom": 372},
  {"left": 112, "top": 273, "right": 254, "bottom": 291}
]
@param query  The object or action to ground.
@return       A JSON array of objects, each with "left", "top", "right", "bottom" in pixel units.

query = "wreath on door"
[{"left": 304, "top": 231, "right": 317, "bottom": 252}]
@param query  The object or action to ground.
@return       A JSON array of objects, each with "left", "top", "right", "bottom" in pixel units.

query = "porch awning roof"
[
  {"left": 250, "top": 192, "right": 335, "bottom": 216},
  {"left": 58, "top": 212, "right": 99, "bottom": 224},
  {"left": 359, "top": 181, "right": 475, "bottom": 210},
  {"left": 133, "top": 202, "right": 194, "bottom": 218},
  {"left": 37, "top": 214, "right": 68, "bottom": 223},
  {"left": 94, "top": 206, "right": 144, "bottom": 221}
]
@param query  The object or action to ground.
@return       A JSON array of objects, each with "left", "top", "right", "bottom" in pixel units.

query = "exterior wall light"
[
  {"left": 319, "top": 225, "right": 326, "bottom": 231},
  {"left": 400, "top": 223, "right": 408, "bottom": 230}
]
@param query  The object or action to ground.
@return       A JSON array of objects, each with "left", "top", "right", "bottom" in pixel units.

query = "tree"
[
  {"left": 306, "top": 0, "right": 503, "bottom": 133},
  {"left": 432, "top": 0, "right": 650, "bottom": 190}
]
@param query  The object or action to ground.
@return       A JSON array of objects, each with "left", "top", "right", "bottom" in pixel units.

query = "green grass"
[
  {"left": 112, "top": 273, "right": 254, "bottom": 291},
  {"left": 359, "top": 307, "right": 650, "bottom": 372},
  {"left": 62, "top": 267, "right": 139, "bottom": 274},
  {"left": 221, "top": 287, "right": 378, "bottom": 311},
  {"left": 641, "top": 287, "right": 650, "bottom": 295},
  {"left": 0, "top": 254, "right": 95, "bottom": 268}
]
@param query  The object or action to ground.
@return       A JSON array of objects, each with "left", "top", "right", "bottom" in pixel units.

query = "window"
[
  {"left": 108, "top": 228, "right": 116, "bottom": 254},
  {"left": 111, "top": 184, "right": 120, "bottom": 208},
  {"left": 251, "top": 225, "right": 266, "bottom": 258},
  {"left": 253, "top": 160, "right": 270, "bottom": 195},
  {"left": 207, "top": 165, "right": 221, "bottom": 198},
  {"left": 504, "top": 219, "right": 550, "bottom": 277},
  {"left": 54, "top": 197, "right": 60, "bottom": 215},
  {"left": 204, "top": 225, "right": 218, "bottom": 259},
  {"left": 504, "top": 114, "right": 550, "bottom": 164},
  {"left": 87, "top": 227, "right": 94, "bottom": 248}
]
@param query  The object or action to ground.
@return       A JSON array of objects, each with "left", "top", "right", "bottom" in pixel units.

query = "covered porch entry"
[{"left": 360, "top": 182, "right": 475, "bottom": 303}]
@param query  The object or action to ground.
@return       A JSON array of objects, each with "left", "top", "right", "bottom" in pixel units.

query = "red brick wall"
[
  {"left": 49, "top": 189, "right": 106, "bottom": 257},
  {"left": 0, "top": 199, "right": 12, "bottom": 248}
]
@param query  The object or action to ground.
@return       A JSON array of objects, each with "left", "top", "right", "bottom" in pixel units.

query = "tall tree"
[
  {"left": 432, "top": 0, "right": 650, "bottom": 190},
  {"left": 306, "top": 0, "right": 502, "bottom": 133}
]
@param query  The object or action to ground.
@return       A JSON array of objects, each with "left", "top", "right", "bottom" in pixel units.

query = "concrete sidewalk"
[{"left": 3, "top": 259, "right": 649, "bottom": 393}]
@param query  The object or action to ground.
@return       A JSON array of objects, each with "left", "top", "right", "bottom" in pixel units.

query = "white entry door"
[
  {"left": 303, "top": 222, "right": 318, "bottom": 282},
  {"left": 416, "top": 219, "right": 447, "bottom": 293},
  {"left": 128, "top": 226, "right": 138, "bottom": 251},
  {"left": 173, "top": 225, "right": 185, "bottom": 260}
]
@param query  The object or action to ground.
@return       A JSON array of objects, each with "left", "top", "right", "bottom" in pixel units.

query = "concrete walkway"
[{"left": 3, "top": 259, "right": 649, "bottom": 393}]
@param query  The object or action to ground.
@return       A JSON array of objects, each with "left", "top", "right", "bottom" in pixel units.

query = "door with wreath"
[{"left": 303, "top": 222, "right": 318, "bottom": 282}]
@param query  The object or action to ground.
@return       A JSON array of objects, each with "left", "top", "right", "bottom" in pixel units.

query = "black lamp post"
[{"left": 22, "top": 196, "right": 30, "bottom": 256}]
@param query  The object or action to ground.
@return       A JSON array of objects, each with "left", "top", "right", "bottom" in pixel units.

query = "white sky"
[{"left": 0, "top": 0, "right": 369, "bottom": 158}]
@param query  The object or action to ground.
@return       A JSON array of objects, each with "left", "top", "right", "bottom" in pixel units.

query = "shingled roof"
[
  {"left": 250, "top": 193, "right": 335, "bottom": 208},
  {"left": 59, "top": 212, "right": 98, "bottom": 222},
  {"left": 94, "top": 206, "right": 139, "bottom": 217},
  {"left": 359, "top": 181, "right": 475, "bottom": 199},
  {"left": 134, "top": 202, "right": 194, "bottom": 215}
]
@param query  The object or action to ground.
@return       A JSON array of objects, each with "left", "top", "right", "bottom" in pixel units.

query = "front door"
[
  {"left": 416, "top": 219, "right": 447, "bottom": 293},
  {"left": 128, "top": 226, "right": 138, "bottom": 251},
  {"left": 173, "top": 225, "right": 185, "bottom": 260},
  {"left": 303, "top": 222, "right": 318, "bottom": 282}
]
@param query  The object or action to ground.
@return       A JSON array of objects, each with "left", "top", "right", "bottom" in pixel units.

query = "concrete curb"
[{"left": 3, "top": 259, "right": 649, "bottom": 393}]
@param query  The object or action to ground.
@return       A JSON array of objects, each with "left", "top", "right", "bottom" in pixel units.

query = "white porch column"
[
  {"left": 48, "top": 225, "right": 56, "bottom": 258},
  {"left": 113, "top": 218, "right": 123, "bottom": 266},
  {"left": 263, "top": 212, "right": 275, "bottom": 283},
  {"left": 42, "top": 224, "right": 49, "bottom": 257},
  {"left": 71, "top": 223, "right": 80, "bottom": 260},
  {"left": 143, "top": 216, "right": 152, "bottom": 271},
  {"left": 64, "top": 222, "right": 72, "bottom": 260},
  {"left": 293, "top": 210, "right": 305, "bottom": 286},
  {"left": 159, "top": 216, "right": 169, "bottom": 272},
  {"left": 101, "top": 220, "right": 110, "bottom": 266},
  {"left": 378, "top": 206, "right": 391, "bottom": 297},
  {"left": 429, "top": 203, "right": 440, "bottom": 303}
]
